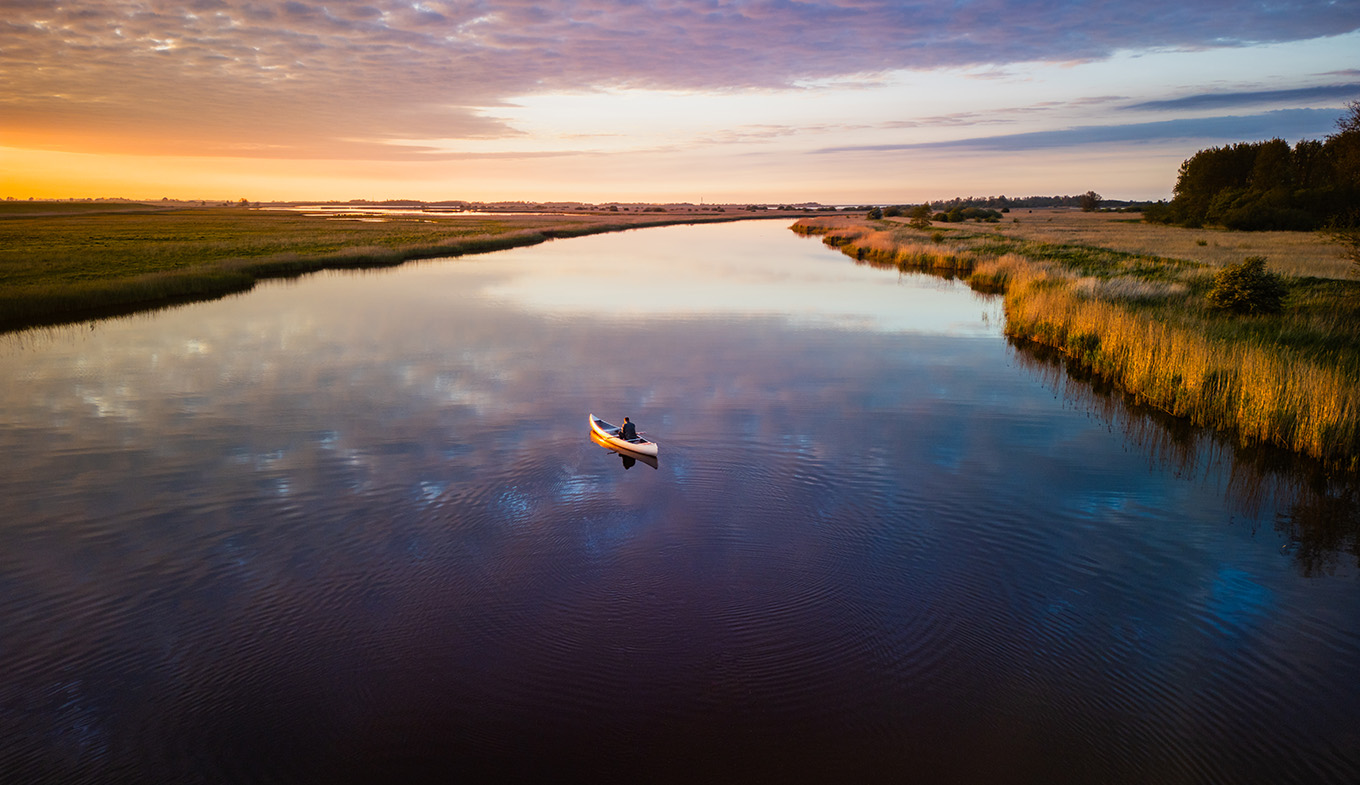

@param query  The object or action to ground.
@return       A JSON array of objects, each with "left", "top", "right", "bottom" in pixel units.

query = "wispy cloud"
[
  {"left": 1125, "top": 84, "right": 1360, "bottom": 111},
  {"left": 880, "top": 97, "right": 1129, "bottom": 130},
  {"left": 815, "top": 109, "right": 1343, "bottom": 154},
  {"left": 3, "top": 0, "right": 1358, "bottom": 158}
]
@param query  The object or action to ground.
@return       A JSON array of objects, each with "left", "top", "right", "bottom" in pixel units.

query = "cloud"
[
  {"left": 1125, "top": 84, "right": 1360, "bottom": 111},
  {"left": 2, "top": 1, "right": 1358, "bottom": 158},
  {"left": 815, "top": 109, "right": 1344, "bottom": 154},
  {"left": 879, "top": 98, "right": 1129, "bottom": 131}
]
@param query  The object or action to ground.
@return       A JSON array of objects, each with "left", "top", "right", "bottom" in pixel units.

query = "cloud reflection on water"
[
  {"left": 0, "top": 221, "right": 1354, "bottom": 568},
  {"left": 476, "top": 221, "right": 1001, "bottom": 336},
  {"left": 0, "top": 220, "right": 1358, "bottom": 782}
]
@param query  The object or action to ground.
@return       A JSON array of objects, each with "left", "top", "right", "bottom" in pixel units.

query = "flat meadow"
[
  {"left": 0, "top": 203, "right": 788, "bottom": 330},
  {"left": 977, "top": 208, "right": 1351, "bottom": 278},
  {"left": 794, "top": 209, "right": 1360, "bottom": 471}
]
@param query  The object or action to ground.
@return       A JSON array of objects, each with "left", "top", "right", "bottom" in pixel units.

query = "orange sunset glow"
[{"left": 3, "top": 2, "right": 1359, "bottom": 202}]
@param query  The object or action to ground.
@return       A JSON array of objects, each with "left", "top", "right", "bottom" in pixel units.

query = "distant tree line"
[
  {"left": 925, "top": 194, "right": 1106, "bottom": 211},
  {"left": 929, "top": 205, "right": 1004, "bottom": 223},
  {"left": 865, "top": 192, "right": 1150, "bottom": 223},
  {"left": 1144, "top": 101, "right": 1360, "bottom": 231}
]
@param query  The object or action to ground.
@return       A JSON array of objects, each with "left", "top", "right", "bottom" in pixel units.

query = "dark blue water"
[{"left": 1, "top": 220, "right": 1357, "bottom": 784}]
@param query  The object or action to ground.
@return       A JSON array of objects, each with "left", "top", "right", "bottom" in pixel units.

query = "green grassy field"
[
  {"left": 793, "top": 211, "right": 1360, "bottom": 472},
  {"left": 0, "top": 201, "right": 165, "bottom": 216},
  {"left": 0, "top": 205, "right": 783, "bottom": 330}
]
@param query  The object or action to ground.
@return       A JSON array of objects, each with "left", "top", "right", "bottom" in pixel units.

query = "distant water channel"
[{"left": 2, "top": 220, "right": 1358, "bottom": 784}]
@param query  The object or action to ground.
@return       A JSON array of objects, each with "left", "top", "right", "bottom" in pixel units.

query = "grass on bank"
[
  {"left": 0, "top": 206, "right": 784, "bottom": 330},
  {"left": 792, "top": 211, "right": 1360, "bottom": 472},
  {"left": 0, "top": 200, "right": 166, "bottom": 216}
]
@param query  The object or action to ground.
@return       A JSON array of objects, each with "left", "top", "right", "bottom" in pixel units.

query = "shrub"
[
  {"left": 1207, "top": 256, "right": 1288, "bottom": 314},
  {"left": 907, "top": 204, "right": 933, "bottom": 230}
]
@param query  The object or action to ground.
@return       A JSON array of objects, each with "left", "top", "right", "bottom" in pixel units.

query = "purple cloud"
[
  {"left": 1124, "top": 84, "right": 1360, "bottom": 112},
  {"left": 815, "top": 109, "right": 1344, "bottom": 154},
  {"left": 2, "top": 0, "right": 1357, "bottom": 157}
]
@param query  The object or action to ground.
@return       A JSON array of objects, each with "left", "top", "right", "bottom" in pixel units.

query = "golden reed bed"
[{"left": 793, "top": 211, "right": 1360, "bottom": 472}]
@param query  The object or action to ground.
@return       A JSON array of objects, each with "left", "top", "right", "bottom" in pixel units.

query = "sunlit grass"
[
  {"left": 0, "top": 207, "right": 778, "bottom": 329},
  {"left": 791, "top": 219, "right": 974, "bottom": 272},
  {"left": 952, "top": 208, "right": 1352, "bottom": 278},
  {"left": 793, "top": 212, "right": 1360, "bottom": 471},
  {"left": 0, "top": 201, "right": 163, "bottom": 216}
]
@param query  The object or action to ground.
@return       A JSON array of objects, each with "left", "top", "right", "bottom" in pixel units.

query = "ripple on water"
[{"left": 3, "top": 222, "right": 1360, "bottom": 783}]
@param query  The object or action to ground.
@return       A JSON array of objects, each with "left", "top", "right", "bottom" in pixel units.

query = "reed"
[
  {"left": 0, "top": 269, "right": 258, "bottom": 325},
  {"left": 1002, "top": 271, "right": 1360, "bottom": 469},
  {"left": 793, "top": 214, "right": 1360, "bottom": 471},
  {"left": 791, "top": 219, "right": 974, "bottom": 272}
]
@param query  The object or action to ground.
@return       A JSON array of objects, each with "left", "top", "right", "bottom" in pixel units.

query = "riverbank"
[
  {"left": 0, "top": 205, "right": 801, "bottom": 332},
  {"left": 793, "top": 210, "right": 1360, "bottom": 472}
]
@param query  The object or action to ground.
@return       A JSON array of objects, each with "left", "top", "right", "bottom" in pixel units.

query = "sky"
[{"left": 2, "top": 0, "right": 1359, "bottom": 204}]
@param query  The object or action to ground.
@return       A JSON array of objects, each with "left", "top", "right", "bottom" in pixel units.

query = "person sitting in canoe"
[{"left": 620, "top": 417, "right": 637, "bottom": 441}]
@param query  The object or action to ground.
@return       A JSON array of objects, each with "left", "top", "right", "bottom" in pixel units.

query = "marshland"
[
  {"left": 793, "top": 209, "right": 1360, "bottom": 472},
  {"left": 8, "top": 0, "right": 1360, "bottom": 780},
  {"left": 0, "top": 202, "right": 802, "bottom": 330},
  {"left": 3, "top": 218, "right": 1359, "bottom": 783}
]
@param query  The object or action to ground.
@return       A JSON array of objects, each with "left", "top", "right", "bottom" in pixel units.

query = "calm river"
[{"left": 1, "top": 220, "right": 1357, "bottom": 784}]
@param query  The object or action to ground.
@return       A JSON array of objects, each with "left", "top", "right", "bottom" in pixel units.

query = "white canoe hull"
[{"left": 588, "top": 414, "right": 659, "bottom": 457}]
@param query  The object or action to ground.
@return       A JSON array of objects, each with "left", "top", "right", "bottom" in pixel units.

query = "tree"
[
  {"left": 1248, "top": 138, "right": 1294, "bottom": 189},
  {"left": 907, "top": 204, "right": 933, "bottom": 230},
  {"left": 867, "top": 206, "right": 883, "bottom": 219},
  {"left": 1335, "top": 99, "right": 1360, "bottom": 135},
  {"left": 1166, "top": 143, "right": 1259, "bottom": 226},
  {"left": 1150, "top": 104, "right": 1360, "bottom": 230},
  {"left": 1080, "top": 191, "right": 1103, "bottom": 212},
  {"left": 1292, "top": 138, "right": 1327, "bottom": 189},
  {"left": 1328, "top": 99, "right": 1360, "bottom": 186}
]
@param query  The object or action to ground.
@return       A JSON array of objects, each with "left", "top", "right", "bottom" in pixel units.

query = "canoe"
[{"left": 588, "top": 414, "right": 659, "bottom": 457}]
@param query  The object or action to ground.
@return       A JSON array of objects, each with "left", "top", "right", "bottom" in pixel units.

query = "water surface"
[{"left": 1, "top": 221, "right": 1357, "bottom": 783}]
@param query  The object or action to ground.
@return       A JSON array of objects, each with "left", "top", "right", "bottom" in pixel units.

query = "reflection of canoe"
[
  {"left": 590, "top": 431, "right": 659, "bottom": 469},
  {"left": 588, "top": 414, "right": 658, "bottom": 457}
]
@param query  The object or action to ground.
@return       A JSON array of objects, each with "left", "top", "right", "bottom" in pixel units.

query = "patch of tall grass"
[
  {"left": 794, "top": 214, "right": 1360, "bottom": 472},
  {"left": 791, "top": 219, "right": 974, "bottom": 273},
  {"left": 1002, "top": 266, "right": 1359, "bottom": 469},
  {"left": 0, "top": 269, "right": 258, "bottom": 325}
]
